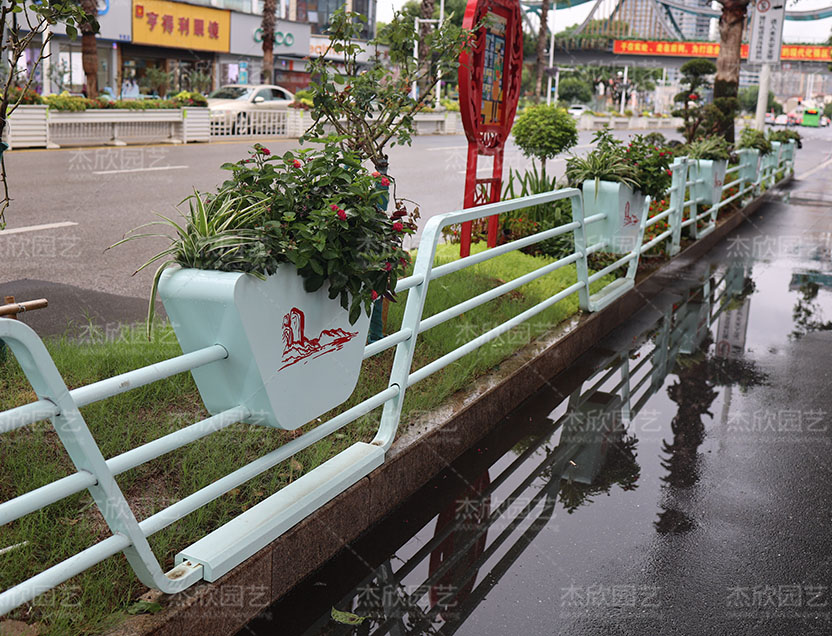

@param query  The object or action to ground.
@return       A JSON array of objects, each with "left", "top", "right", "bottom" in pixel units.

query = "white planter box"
[
  {"left": 781, "top": 139, "right": 796, "bottom": 164},
  {"left": 182, "top": 107, "right": 210, "bottom": 142},
  {"left": 48, "top": 108, "right": 184, "bottom": 146},
  {"left": 688, "top": 159, "right": 728, "bottom": 206},
  {"left": 581, "top": 180, "right": 647, "bottom": 254},
  {"left": 7, "top": 105, "right": 49, "bottom": 149},
  {"left": 158, "top": 266, "right": 371, "bottom": 430},
  {"left": 739, "top": 149, "right": 761, "bottom": 182}
]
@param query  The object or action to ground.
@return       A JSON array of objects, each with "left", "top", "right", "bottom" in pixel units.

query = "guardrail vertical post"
[
  {"left": 569, "top": 192, "right": 591, "bottom": 311},
  {"left": 372, "top": 219, "right": 440, "bottom": 450},
  {"left": 668, "top": 157, "right": 686, "bottom": 256}
]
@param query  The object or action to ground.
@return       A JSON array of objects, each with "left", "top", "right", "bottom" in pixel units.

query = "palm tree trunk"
[
  {"left": 417, "top": 0, "right": 436, "bottom": 99},
  {"left": 534, "top": 0, "right": 550, "bottom": 103},
  {"left": 80, "top": 0, "right": 98, "bottom": 98},
  {"left": 714, "top": 0, "right": 750, "bottom": 142},
  {"left": 262, "top": 0, "right": 277, "bottom": 84}
]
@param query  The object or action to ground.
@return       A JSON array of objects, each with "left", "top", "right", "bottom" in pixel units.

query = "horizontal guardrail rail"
[{"left": 0, "top": 142, "right": 794, "bottom": 615}]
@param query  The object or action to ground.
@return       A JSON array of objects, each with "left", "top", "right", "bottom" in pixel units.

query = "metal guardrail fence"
[
  {"left": 0, "top": 143, "right": 794, "bottom": 614},
  {"left": 209, "top": 110, "right": 290, "bottom": 137},
  {"left": 304, "top": 263, "right": 743, "bottom": 635}
]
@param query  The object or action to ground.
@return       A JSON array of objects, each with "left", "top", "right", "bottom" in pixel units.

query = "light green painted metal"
[{"left": 0, "top": 145, "right": 794, "bottom": 615}]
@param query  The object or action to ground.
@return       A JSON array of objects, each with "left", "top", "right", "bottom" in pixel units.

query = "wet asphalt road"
[
  {"left": 0, "top": 128, "right": 677, "bottom": 337},
  {"left": 240, "top": 147, "right": 832, "bottom": 634}
]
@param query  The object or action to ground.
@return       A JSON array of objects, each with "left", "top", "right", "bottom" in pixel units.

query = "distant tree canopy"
[
  {"left": 558, "top": 77, "right": 592, "bottom": 104},
  {"left": 738, "top": 85, "right": 783, "bottom": 114}
]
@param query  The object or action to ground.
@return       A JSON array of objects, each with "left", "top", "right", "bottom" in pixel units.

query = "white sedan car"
[{"left": 208, "top": 84, "right": 295, "bottom": 134}]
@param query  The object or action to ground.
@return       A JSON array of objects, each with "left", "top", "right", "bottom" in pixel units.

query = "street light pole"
[
  {"left": 619, "top": 65, "right": 628, "bottom": 114},
  {"left": 545, "top": 7, "right": 555, "bottom": 105},
  {"left": 436, "top": 0, "right": 445, "bottom": 110}
]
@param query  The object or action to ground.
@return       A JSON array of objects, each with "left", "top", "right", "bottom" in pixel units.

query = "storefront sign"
[
  {"left": 253, "top": 28, "right": 295, "bottom": 46},
  {"left": 229, "top": 13, "right": 310, "bottom": 57},
  {"left": 44, "top": 0, "right": 131, "bottom": 41},
  {"left": 308, "top": 35, "right": 389, "bottom": 64},
  {"left": 132, "top": 0, "right": 230, "bottom": 52},
  {"left": 613, "top": 39, "right": 832, "bottom": 62}
]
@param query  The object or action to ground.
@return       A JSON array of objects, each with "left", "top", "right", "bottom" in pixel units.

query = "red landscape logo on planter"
[{"left": 280, "top": 307, "right": 359, "bottom": 371}]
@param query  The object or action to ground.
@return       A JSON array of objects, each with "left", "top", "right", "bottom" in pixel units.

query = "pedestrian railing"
[
  {"left": 0, "top": 143, "right": 794, "bottom": 615},
  {"left": 209, "top": 110, "right": 289, "bottom": 137}
]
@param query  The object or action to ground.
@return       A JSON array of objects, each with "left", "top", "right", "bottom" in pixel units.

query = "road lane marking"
[
  {"left": 0, "top": 221, "right": 78, "bottom": 236},
  {"left": 92, "top": 165, "right": 189, "bottom": 175},
  {"left": 426, "top": 145, "right": 469, "bottom": 151},
  {"left": 799, "top": 154, "right": 832, "bottom": 179}
]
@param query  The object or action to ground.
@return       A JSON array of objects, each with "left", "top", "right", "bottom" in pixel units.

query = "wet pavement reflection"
[{"left": 240, "top": 175, "right": 832, "bottom": 636}]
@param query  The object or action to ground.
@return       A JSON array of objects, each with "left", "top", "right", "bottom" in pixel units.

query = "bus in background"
[{"left": 802, "top": 108, "right": 820, "bottom": 127}]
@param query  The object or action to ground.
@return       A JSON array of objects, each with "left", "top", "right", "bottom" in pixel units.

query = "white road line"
[
  {"left": 92, "top": 165, "right": 189, "bottom": 175},
  {"left": 0, "top": 221, "right": 78, "bottom": 236},
  {"left": 426, "top": 145, "right": 469, "bottom": 151},
  {"left": 799, "top": 154, "right": 832, "bottom": 179}
]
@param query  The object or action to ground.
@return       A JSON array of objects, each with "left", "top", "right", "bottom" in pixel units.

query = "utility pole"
[{"left": 754, "top": 63, "right": 771, "bottom": 131}]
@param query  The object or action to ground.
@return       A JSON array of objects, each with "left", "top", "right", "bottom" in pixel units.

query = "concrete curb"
[{"left": 106, "top": 182, "right": 783, "bottom": 636}]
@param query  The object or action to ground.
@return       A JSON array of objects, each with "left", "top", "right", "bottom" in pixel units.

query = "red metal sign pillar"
[{"left": 457, "top": 0, "right": 523, "bottom": 258}]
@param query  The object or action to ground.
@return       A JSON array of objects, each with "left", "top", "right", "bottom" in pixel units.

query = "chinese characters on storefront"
[{"left": 132, "top": 0, "right": 230, "bottom": 52}]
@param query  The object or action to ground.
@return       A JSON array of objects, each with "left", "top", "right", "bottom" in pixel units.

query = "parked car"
[
  {"left": 774, "top": 114, "right": 788, "bottom": 126},
  {"left": 208, "top": 84, "right": 295, "bottom": 133},
  {"left": 764, "top": 112, "right": 775, "bottom": 125},
  {"left": 567, "top": 104, "right": 589, "bottom": 117}
]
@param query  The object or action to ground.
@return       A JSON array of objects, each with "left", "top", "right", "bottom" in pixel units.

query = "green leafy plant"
[
  {"left": 512, "top": 104, "right": 578, "bottom": 173},
  {"left": 303, "top": 8, "right": 472, "bottom": 172},
  {"left": 671, "top": 58, "right": 719, "bottom": 143},
  {"left": 683, "top": 136, "right": 733, "bottom": 161},
  {"left": 738, "top": 127, "right": 772, "bottom": 156},
  {"left": 565, "top": 129, "right": 673, "bottom": 200},
  {"left": 501, "top": 165, "right": 574, "bottom": 259},
  {"left": 768, "top": 128, "right": 802, "bottom": 148},
  {"left": 172, "top": 90, "right": 208, "bottom": 107},
  {"left": 114, "top": 142, "right": 417, "bottom": 333}
]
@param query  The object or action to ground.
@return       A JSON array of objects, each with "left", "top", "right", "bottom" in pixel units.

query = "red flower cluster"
[
  {"left": 392, "top": 222, "right": 404, "bottom": 232},
  {"left": 293, "top": 159, "right": 301, "bottom": 168},
  {"left": 260, "top": 147, "right": 271, "bottom": 155},
  {"left": 329, "top": 203, "right": 347, "bottom": 220}
]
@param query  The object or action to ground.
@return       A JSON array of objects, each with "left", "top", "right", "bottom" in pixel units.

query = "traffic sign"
[{"left": 749, "top": 0, "right": 786, "bottom": 64}]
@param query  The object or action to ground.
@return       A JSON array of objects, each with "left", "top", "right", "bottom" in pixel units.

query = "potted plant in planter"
[
  {"left": 114, "top": 141, "right": 416, "bottom": 430},
  {"left": 683, "top": 136, "right": 732, "bottom": 206},
  {"left": 565, "top": 129, "right": 673, "bottom": 253},
  {"left": 737, "top": 128, "right": 772, "bottom": 182},
  {"left": 768, "top": 128, "right": 800, "bottom": 166}
]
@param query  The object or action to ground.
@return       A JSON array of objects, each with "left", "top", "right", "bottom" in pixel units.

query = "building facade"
[{"left": 32, "top": 0, "right": 376, "bottom": 97}]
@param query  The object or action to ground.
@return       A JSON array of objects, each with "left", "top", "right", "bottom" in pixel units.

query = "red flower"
[
  {"left": 260, "top": 147, "right": 271, "bottom": 155},
  {"left": 400, "top": 257, "right": 409, "bottom": 266},
  {"left": 666, "top": 169, "right": 673, "bottom": 176},
  {"left": 393, "top": 222, "right": 404, "bottom": 232},
  {"left": 689, "top": 93, "right": 698, "bottom": 101},
  {"left": 384, "top": 262, "right": 393, "bottom": 271},
  {"left": 337, "top": 209, "right": 347, "bottom": 221},
  {"left": 293, "top": 159, "right": 301, "bottom": 168},
  {"left": 330, "top": 203, "right": 339, "bottom": 211},
  {"left": 380, "top": 176, "right": 390, "bottom": 187},
  {"left": 371, "top": 290, "right": 379, "bottom": 301},
  {"left": 372, "top": 171, "right": 381, "bottom": 178}
]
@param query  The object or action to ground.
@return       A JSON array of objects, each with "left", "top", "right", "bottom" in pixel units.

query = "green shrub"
[
  {"left": 683, "top": 135, "right": 733, "bottom": 161},
  {"left": 738, "top": 127, "right": 772, "bottom": 156},
  {"left": 512, "top": 104, "right": 578, "bottom": 170}
]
